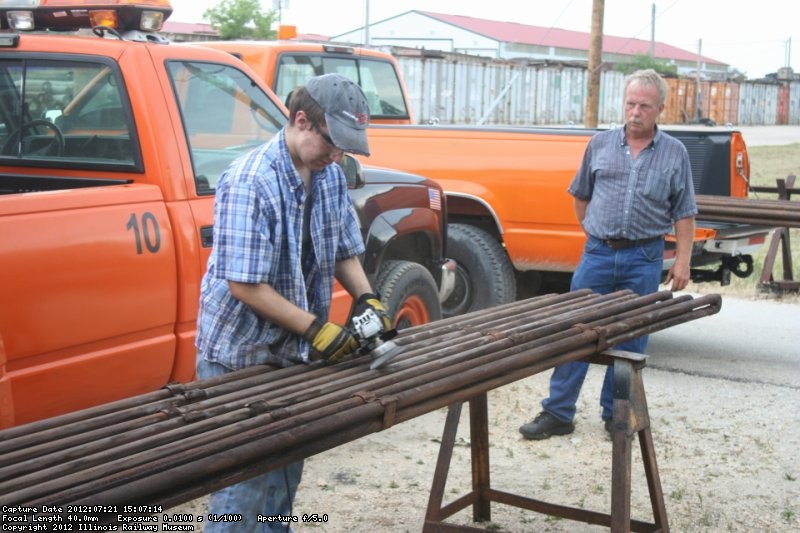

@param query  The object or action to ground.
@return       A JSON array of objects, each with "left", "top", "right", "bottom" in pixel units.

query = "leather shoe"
[{"left": 519, "top": 411, "right": 574, "bottom": 440}]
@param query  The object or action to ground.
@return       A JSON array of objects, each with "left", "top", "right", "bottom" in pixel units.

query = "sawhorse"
[
  {"left": 754, "top": 175, "right": 798, "bottom": 294},
  {"left": 423, "top": 350, "right": 669, "bottom": 532}
]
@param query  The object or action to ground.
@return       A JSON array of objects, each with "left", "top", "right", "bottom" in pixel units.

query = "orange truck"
[
  {"left": 0, "top": 1, "right": 454, "bottom": 428},
  {"left": 198, "top": 39, "right": 770, "bottom": 316}
]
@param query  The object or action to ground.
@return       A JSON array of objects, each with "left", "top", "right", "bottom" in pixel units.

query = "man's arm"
[
  {"left": 334, "top": 256, "right": 373, "bottom": 298},
  {"left": 663, "top": 216, "right": 695, "bottom": 291},
  {"left": 574, "top": 197, "right": 589, "bottom": 235},
  {"left": 228, "top": 281, "right": 316, "bottom": 335}
]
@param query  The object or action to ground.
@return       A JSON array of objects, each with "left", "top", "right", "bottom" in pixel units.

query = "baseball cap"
[{"left": 306, "top": 74, "right": 371, "bottom": 156}]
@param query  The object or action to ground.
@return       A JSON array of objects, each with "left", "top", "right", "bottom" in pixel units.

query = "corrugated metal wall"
[
  {"left": 394, "top": 52, "right": 800, "bottom": 127},
  {"left": 789, "top": 82, "right": 800, "bottom": 125}
]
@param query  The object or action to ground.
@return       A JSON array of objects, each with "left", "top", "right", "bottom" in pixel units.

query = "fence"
[{"left": 393, "top": 50, "right": 800, "bottom": 127}]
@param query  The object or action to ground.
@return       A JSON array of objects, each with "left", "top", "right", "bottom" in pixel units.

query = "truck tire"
[
  {"left": 442, "top": 223, "right": 516, "bottom": 317},
  {"left": 375, "top": 260, "right": 442, "bottom": 329}
]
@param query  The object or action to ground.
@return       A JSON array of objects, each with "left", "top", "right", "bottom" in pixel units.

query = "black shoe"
[
  {"left": 519, "top": 411, "right": 575, "bottom": 440},
  {"left": 604, "top": 418, "right": 612, "bottom": 436}
]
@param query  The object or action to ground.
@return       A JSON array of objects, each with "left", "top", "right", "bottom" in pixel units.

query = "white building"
[{"left": 333, "top": 10, "right": 729, "bottom": 78}]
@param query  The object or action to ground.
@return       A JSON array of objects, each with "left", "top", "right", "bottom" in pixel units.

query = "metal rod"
[{"left": 0, "top": 291, "right": 722, "bottom": 509}]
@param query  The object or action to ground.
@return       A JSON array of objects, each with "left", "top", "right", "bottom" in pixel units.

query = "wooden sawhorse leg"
[{"left": 423, "top": 350, "right": 669, "bottom": 532}]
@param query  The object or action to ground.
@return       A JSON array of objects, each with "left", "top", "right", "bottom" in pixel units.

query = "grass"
[{"left": 687, "top": 143, "right": 800, "bottom": 300}]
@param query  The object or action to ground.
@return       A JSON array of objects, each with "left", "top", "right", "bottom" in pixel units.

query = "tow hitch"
[{"left": 691, "top": 254, "right": 754, "bottom": 285}]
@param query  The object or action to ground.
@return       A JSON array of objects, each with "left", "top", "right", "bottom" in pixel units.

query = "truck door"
[
  {"left": 0, "top": 57, "right": 177, "bottom": 427},
  {"left": 161, "top": 58, "right": 286, "bottom": 381}
]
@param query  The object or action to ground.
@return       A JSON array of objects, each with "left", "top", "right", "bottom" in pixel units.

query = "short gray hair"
[{"left": 624, "top": 69, "right": 668, "bottom": 106}]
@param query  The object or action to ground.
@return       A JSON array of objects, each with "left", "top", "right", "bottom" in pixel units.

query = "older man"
[{"left": 520, "top": 69, "right": 697, "bottom": 440}]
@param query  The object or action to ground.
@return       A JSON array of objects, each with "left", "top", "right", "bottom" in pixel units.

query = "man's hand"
[
  {"left": 664, "top": 260, "right": 691, "bottom": 292},
  {"left": 353, "top": 292, "right": 392, "bottom": 332},
  {"left": 304, "top": 318, "right": 359, "bottom": 362}
]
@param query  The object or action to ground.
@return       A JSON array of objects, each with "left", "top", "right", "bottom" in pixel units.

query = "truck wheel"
[
  {"left": 375, "top": 260, "right": 442, "bottom": 329},
  {"left": 442, "top": 223, "right": 516, "bottom": 317}
]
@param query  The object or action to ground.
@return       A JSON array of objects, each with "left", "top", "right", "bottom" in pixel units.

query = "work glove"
[
  {"left": 304, "top": 318, "right": 359, "bottom": 363},
  {"left": 353, "top": 292, "right": 392, "bottom": 333}
]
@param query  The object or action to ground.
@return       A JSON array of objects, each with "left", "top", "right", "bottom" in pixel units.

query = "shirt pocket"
[{"left": 642, "top": 167, "right": 675, "bottom": 203}]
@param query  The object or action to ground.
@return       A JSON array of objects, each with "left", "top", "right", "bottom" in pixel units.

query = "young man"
[
  {"left": 195, "top": 74, "right": 391, "bottom": 531},
  {"left": 519, "top": 69, "right": 697, "bottom": 441}
]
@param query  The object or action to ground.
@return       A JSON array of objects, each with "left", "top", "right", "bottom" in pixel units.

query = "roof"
[
  {"left": 162, "top": 21, "right": 217, "bottom": 35},
  {"left": 416, "top": 10, "right": 724, "bottom": 66}
]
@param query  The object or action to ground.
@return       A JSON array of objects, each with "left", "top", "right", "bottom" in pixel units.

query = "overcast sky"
[{"left": 169, "top": 0, "right": 799, "bottom": 79}]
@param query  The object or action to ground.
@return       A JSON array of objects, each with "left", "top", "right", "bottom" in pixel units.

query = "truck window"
[
  {"left": 275, "top": 54, "right": 408, "bottom": 120},
  {"left": 0, "top": 58, "right": 137, "bottom": 167},
  {"left": 167, "top": 61, "right": 286, "bottom": 195}
]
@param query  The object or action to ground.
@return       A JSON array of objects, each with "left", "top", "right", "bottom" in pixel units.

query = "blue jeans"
[
  {"left": 541, "top": 235, "right": 664, "bottom": 422},
  {"left": 196, "top": 358, "right": 304, "bottom": 533}
]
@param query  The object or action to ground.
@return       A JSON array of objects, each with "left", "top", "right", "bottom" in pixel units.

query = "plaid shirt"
[
  {"left": 196, "top": 130, "right": 365, "bottom": 369},
  {"left": 568, "top": 126, "right": 697, "bottom": 240}
]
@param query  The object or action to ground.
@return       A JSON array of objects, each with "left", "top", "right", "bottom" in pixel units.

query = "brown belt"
[{"left": 599, "top": 236, "right": 663, "bottom": 250}]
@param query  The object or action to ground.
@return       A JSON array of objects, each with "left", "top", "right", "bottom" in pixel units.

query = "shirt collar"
[
  {"left": 620, "top": 124, "right": 661, "bottom": 149},
  {"left": 276, "top": 129, "right": 306, "bottom": 193}
]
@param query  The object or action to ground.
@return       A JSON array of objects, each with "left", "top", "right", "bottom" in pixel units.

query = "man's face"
[
  {"left": 624, "top": 82, "right": 663, "bottom": 138},
  {"left": 294, "top": 111, "right": 344, "bottom": 172}
]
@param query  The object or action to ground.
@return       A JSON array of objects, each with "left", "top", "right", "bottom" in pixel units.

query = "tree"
[
  {"left": 204, "top": 0, "right": 277, "bottom": 40},
  {"left": 615, "top": 54, "right": 678, "bottom": 76}
]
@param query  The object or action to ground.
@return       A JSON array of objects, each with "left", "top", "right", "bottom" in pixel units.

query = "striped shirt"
[
  {"left": 196, "top": 130, "right": 365, "bottom": 369},
  {"left": 568, "top": 126, "right": 698, "bottom": 240}
]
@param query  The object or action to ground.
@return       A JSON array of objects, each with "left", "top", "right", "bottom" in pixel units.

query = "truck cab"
[
  {"left": 0, "top": 0, "right": 453, "bottom": 428},
  {"left": 196, "top": 39, "right": 413, "bottom": 126}
]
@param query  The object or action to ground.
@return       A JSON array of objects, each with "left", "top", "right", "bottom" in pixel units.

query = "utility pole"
[
  {"left": 585, "top": 0, "right": 604, "bottom": 128},
  {"left": 650, "top": 3, "right": 655, "bottom": 58},
  {"left": 364, "top": 0, "right": 370, "bottom": 46},
  {"left": 695, "top": 38, "right": 702, "bottom": 121},
  {"left": 786, "top": 37, "right": 792, "bottom": 68}
]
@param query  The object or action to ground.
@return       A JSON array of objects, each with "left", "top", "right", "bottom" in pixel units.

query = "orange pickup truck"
[
  {"left": 0, "top": 1, "right": 453, "bottom": 428},
  {"left": 199, "top": 39, "right": 770, "bottom": 316}
]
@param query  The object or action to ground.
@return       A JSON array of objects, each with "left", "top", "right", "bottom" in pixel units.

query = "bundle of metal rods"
[
  {"left": 0, "top": 289, "right": 721, "bottom": 513},
  {"left": 696, "top": 194, "right": 800, "bottom": 228}
]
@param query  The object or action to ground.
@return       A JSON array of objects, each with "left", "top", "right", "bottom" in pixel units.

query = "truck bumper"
[
  {"left": 665, "top": 223, "right": 772, "bottom": 284},
  {"left": 438, "top": 258, "right": 457, "bottom": 303}
]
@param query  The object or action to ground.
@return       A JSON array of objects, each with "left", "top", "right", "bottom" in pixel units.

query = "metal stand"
[
  {"left": 423, "top": 350, "right": 668, "bottom": 532},
  {"left": 755, "top": 175, "right": 798, "bottom": 294}
]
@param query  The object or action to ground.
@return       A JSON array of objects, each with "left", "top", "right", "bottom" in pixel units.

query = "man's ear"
[{"left": 294, "top": 109, "right": 312, "bottom": 130}]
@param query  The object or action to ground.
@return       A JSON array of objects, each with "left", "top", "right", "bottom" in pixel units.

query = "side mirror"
[{"left": 340, "top": 154, "right": 365, "bottom": 189}]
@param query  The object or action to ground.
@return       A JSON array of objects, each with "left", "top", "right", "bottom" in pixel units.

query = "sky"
[{"left": 168, "top": 0, "right": 799, "bottom": 79}]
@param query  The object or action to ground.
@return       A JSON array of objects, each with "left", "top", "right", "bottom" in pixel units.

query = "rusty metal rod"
[
  {"left": 0, "top": 291, "right": 609, "bottom": 457},
  {"left": 3, "top": 286, "right": 672, "bottom": 490},
  {"left": 3, "top": 288, "right": 684, "bottom": 496},
  {"left": 0, "top": 295, "right": 604, "bottom": 477},
  {"left": 59, "top": 294, "right": 711, "bottom": 510},
  {"left": 696, "top": 194, "right": 798, "bottom": 207},
  {"left": 696, "top": 194, "right": 800, "bottom": 228},
  {"left": 0, "top": 294, "right": 720, "bottom": 510},
  {"left": 17, "top": 294, "right": 708, "bottom": 504},
  {"left": 1, "top": 290, "right": 640, "bottom": 491}
]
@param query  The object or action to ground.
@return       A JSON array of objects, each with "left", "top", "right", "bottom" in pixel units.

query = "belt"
[{"left": 598, "top": 235, "right": 663, "bottom": 250}]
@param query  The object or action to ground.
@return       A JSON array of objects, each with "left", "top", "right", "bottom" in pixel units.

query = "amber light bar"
[{"left": 0, "top": 0, "right": 171, "bottom": 32}]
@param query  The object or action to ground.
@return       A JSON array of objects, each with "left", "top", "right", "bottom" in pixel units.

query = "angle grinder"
[{"left": 349, "top": 307, "right": 405, "bottom": 369}]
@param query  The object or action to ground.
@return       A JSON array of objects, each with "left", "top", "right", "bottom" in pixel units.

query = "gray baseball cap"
[{"left": 306, "top": 74, "right": 371, "bottom": 156}]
